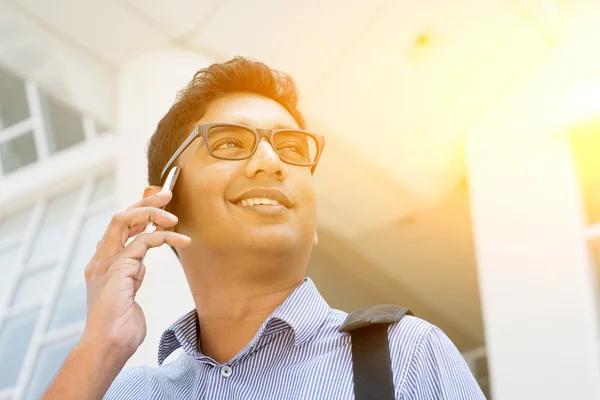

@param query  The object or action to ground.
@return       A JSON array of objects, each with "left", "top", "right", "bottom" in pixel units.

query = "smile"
[
  {"left": 237, "top": 198, "right": 280, "bottom": 207},
  {"left": 230, "top": 196, "right": 289, "bottom": 216},
  {"left": 230, "top": 188, "right": 293, "bottom": 209}
]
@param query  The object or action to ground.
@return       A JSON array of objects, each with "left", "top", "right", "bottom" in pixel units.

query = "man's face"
[{"left": 172, "top": 92, "right": 318, "bottom": 257}]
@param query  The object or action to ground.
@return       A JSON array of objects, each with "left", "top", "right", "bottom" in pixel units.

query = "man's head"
[{"left": 145, "top": 57, "right": 321, "bottom": 279}]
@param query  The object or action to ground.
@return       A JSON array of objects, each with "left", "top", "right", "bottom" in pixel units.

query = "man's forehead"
[{"left": 199, "top": 92, "right": 299, "bottom": 129}]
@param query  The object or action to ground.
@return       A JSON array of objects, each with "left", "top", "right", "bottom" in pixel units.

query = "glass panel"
[
  {"left": 0, "top": 206, "right": 33, "bottom": 241},
  {"left": 41, "top": 92, "right": 85, "bottom": 153},
  {"left": 0, "top": 310, "right": 39, "bottom": 390},
  {"left": 48, "top": 284, "right": 86, "bottom": 332},
  {"left": 24, "top": 335, "right": 79, "bottom": 400},
  {"left": 0, "top": 131, "right": 38, "bottom": 173},
  {"left": 0, "top": 66, "right": 29, "bottom": 129},
  {"left": 0, "top": 246, "right": 20, "bottom": 299},
  {"left": 570, "top": 127, "right": 600, "bottom": 225},
  {"left": 11, "top": 268, "right": 55, "bottom": 307},
  {"left": 49, "top": 207, "right": 114, "bottom": 330},
  {"left": 89, "top": 174, "right": 115, "bottom": 205},
  {"left": 27, "top": 187, "right": 81, "bottom": 269}
]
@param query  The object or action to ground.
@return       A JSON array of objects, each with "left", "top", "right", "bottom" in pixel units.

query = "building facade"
[{"left": 0, "top": 1, "right": 599, "bottom": 399}]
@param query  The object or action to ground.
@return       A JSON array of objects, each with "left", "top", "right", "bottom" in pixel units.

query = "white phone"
[{"left": 136, "top": 166, "right": 180, "bottom": 278}]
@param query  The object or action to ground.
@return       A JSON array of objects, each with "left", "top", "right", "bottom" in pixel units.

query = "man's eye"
[
  {"left": 278, "top": 142, "right": 306, "bottom": 155},
  {"left": 212, "top": 138, "right": 244, "bottom": 151}
]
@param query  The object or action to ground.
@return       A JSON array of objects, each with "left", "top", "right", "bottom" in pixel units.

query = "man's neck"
[{"left": 181, "top": 252, "right": 306, "bottom": 364}]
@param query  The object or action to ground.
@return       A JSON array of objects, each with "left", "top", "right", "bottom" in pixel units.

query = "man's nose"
[{"left": 245, "top": 138, "right": 287, "bottom": 180}]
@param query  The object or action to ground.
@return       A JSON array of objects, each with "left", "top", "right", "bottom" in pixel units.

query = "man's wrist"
[
  {"left": 77, "top": 334, "right": 132, "bottom": 371},
  {"left": 41, "top": 334, "right": 131, "bottom": 399}
]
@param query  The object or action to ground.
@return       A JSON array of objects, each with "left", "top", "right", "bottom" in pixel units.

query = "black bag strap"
[{"left": 339, "top": 305, "right": 413, "bottom": 400}]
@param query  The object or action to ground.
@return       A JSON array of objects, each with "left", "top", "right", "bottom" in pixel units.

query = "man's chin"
[{"left": 234, "top": 227, "right": 300, "bottom": 251}]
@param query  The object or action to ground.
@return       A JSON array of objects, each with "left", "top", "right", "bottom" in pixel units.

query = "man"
[{"left": 43, "top": 57, "right": 485, "bottom": 399}]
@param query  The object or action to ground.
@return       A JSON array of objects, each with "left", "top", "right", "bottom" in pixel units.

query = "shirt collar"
[
  {"left": 157, "top": 308, "right": 199, "bottom": 366},
  {"left": 157, "top": 277, "right": 330, "bottom": 366}
]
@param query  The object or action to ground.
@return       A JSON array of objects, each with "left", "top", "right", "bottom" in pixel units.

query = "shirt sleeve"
[{"left": 400, "top": 326, "right": 487, "bottom": 400}]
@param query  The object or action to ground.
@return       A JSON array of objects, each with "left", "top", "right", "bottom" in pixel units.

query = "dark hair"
[{"left": 147, "top": 56, "right": 306, "bottom": 186}]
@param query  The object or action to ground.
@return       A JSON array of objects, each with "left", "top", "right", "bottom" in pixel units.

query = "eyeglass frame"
[{"left": 160, "top": 122, "right": 325, "bottom": 183}]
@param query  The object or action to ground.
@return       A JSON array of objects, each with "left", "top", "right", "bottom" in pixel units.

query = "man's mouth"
[
  {"left": 237, "top": 198, "right": 281, "bottom": 207},
  {"left": 231, "top": 197, "right": 288, "bottom": 216},
  {"left": 230, "top": 188, "right": 293, "bottom": 209}
]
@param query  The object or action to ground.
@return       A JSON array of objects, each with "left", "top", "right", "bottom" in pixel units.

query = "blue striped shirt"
[{"left": 104, "top": 278, "right": 485, "bottom": 399}]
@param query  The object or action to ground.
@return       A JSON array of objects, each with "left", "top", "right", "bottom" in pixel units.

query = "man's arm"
[
  {"left": 42, "top": 338, "right": 127, "bottom": 400},
  {"left": 401, "top": 326, "right": 487, "bottom": 399}
]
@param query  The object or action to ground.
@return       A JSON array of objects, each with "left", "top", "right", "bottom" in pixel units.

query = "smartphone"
[{"left": 136, "top": 166, "right": 180, "bottom": 278}]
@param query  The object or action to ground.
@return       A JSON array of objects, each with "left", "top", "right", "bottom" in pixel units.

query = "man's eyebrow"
[{"left": 235, "top": 120, "right": 297, "bottom": 130}]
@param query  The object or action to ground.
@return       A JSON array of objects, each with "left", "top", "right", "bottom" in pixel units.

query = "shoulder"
[
  {"left": 388, "top": 316, "right": 485, "bottom": 399},
  {"left": 386, "top": 315, "right": 439, "bottom": 377},
  {"left": 389, "top": 315, "right": 465, "bottom": 370},
  {"left": 388, "top": 314, "right": 438, "bottom": 349},
  {"left": 103, "top": 365, "right": 148, "bottom": 400},
  {"left": 103, "top": 353, "right": 195, "bottom": 400}
]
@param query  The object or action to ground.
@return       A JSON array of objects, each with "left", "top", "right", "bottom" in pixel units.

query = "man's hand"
[
  {"left": 42, "top": 190, "right": 190, "bottom": 400},
  {"left": 82, "top": 189, "right": 190, "bottom": 358}
]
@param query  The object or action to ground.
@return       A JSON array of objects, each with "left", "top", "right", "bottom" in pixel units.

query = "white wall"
[
  {"left": 466, "top": 75, "right": 600, "bottom": 398},
  {"left": 466, "top": 2, "right": 600, "bottom": 397}
]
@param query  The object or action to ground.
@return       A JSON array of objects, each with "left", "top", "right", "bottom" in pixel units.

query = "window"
[
  {"left": 0, "top": 207, "right": 32, "bottom": 241},
  {"left": 40, "top": 92, "right": 86, "bottom": 154},
  {"left": 0, "top": 131, "right": 38, "bottom": 174},
  {"left": 0, "top": 311, "right": 39, "bottom": 390},
  {"left": 0, "top": 172, "right": 116, "bottom": 398},
  {"left": 49, "top": 204, "right": 115, "bottom": 330},
  {"left": 26, "top": 188, "right": 82, "bottom": 270},
  {"left": 0, "top": 59, "right": 117, "bottom": 399},
  {"left": 0, "top": 68, "right": 110, "bottom": 177},
  {"left": 0, "top": 66, "right": 29, "bottom": 130},
  {"left": 0, "top": 247, "right": 20, "bottom": 299},
  {"left": 24, "top": 336, "right": 80, "bottom": 400}
]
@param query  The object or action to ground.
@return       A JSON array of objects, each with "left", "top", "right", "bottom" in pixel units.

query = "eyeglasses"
[{"left": 160, "top": 123, "right": 325, "bottom": 182}]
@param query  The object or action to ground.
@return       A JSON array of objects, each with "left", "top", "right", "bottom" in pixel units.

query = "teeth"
[{"left": 238, "top": 198, "right": 280, "bottom": 206}]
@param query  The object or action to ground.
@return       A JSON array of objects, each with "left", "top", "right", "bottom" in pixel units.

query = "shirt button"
[{"left": 220, "top": 366, "right": 233, "bottom": 378}]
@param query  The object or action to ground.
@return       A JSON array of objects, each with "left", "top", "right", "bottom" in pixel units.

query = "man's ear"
[
  {"left": 143, "top": 186, "right": 162, "bottom": 199},
  {"left": 312, "top": 232, "right": 319, "bottom": 247}
]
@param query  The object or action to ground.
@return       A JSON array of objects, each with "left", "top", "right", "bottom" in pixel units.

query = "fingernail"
[{"left": 166, "top": 212, "right": 178, "bottom": 221}]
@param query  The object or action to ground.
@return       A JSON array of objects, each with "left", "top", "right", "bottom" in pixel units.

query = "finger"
[
  {"left": 128, "top": 224, "right": 148, "bottom": 238},
  {"left": 114, "top": 231, "right": 191, "bottom": 273},
  {"left": 126, "top": 190, "right": 172, "bottom": 211},
  {"left": 124, "top": 214, "right": 172, "bottom": 240},
  {"left": 98, "top": 207, "right": 180, "bottom": 259}
]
